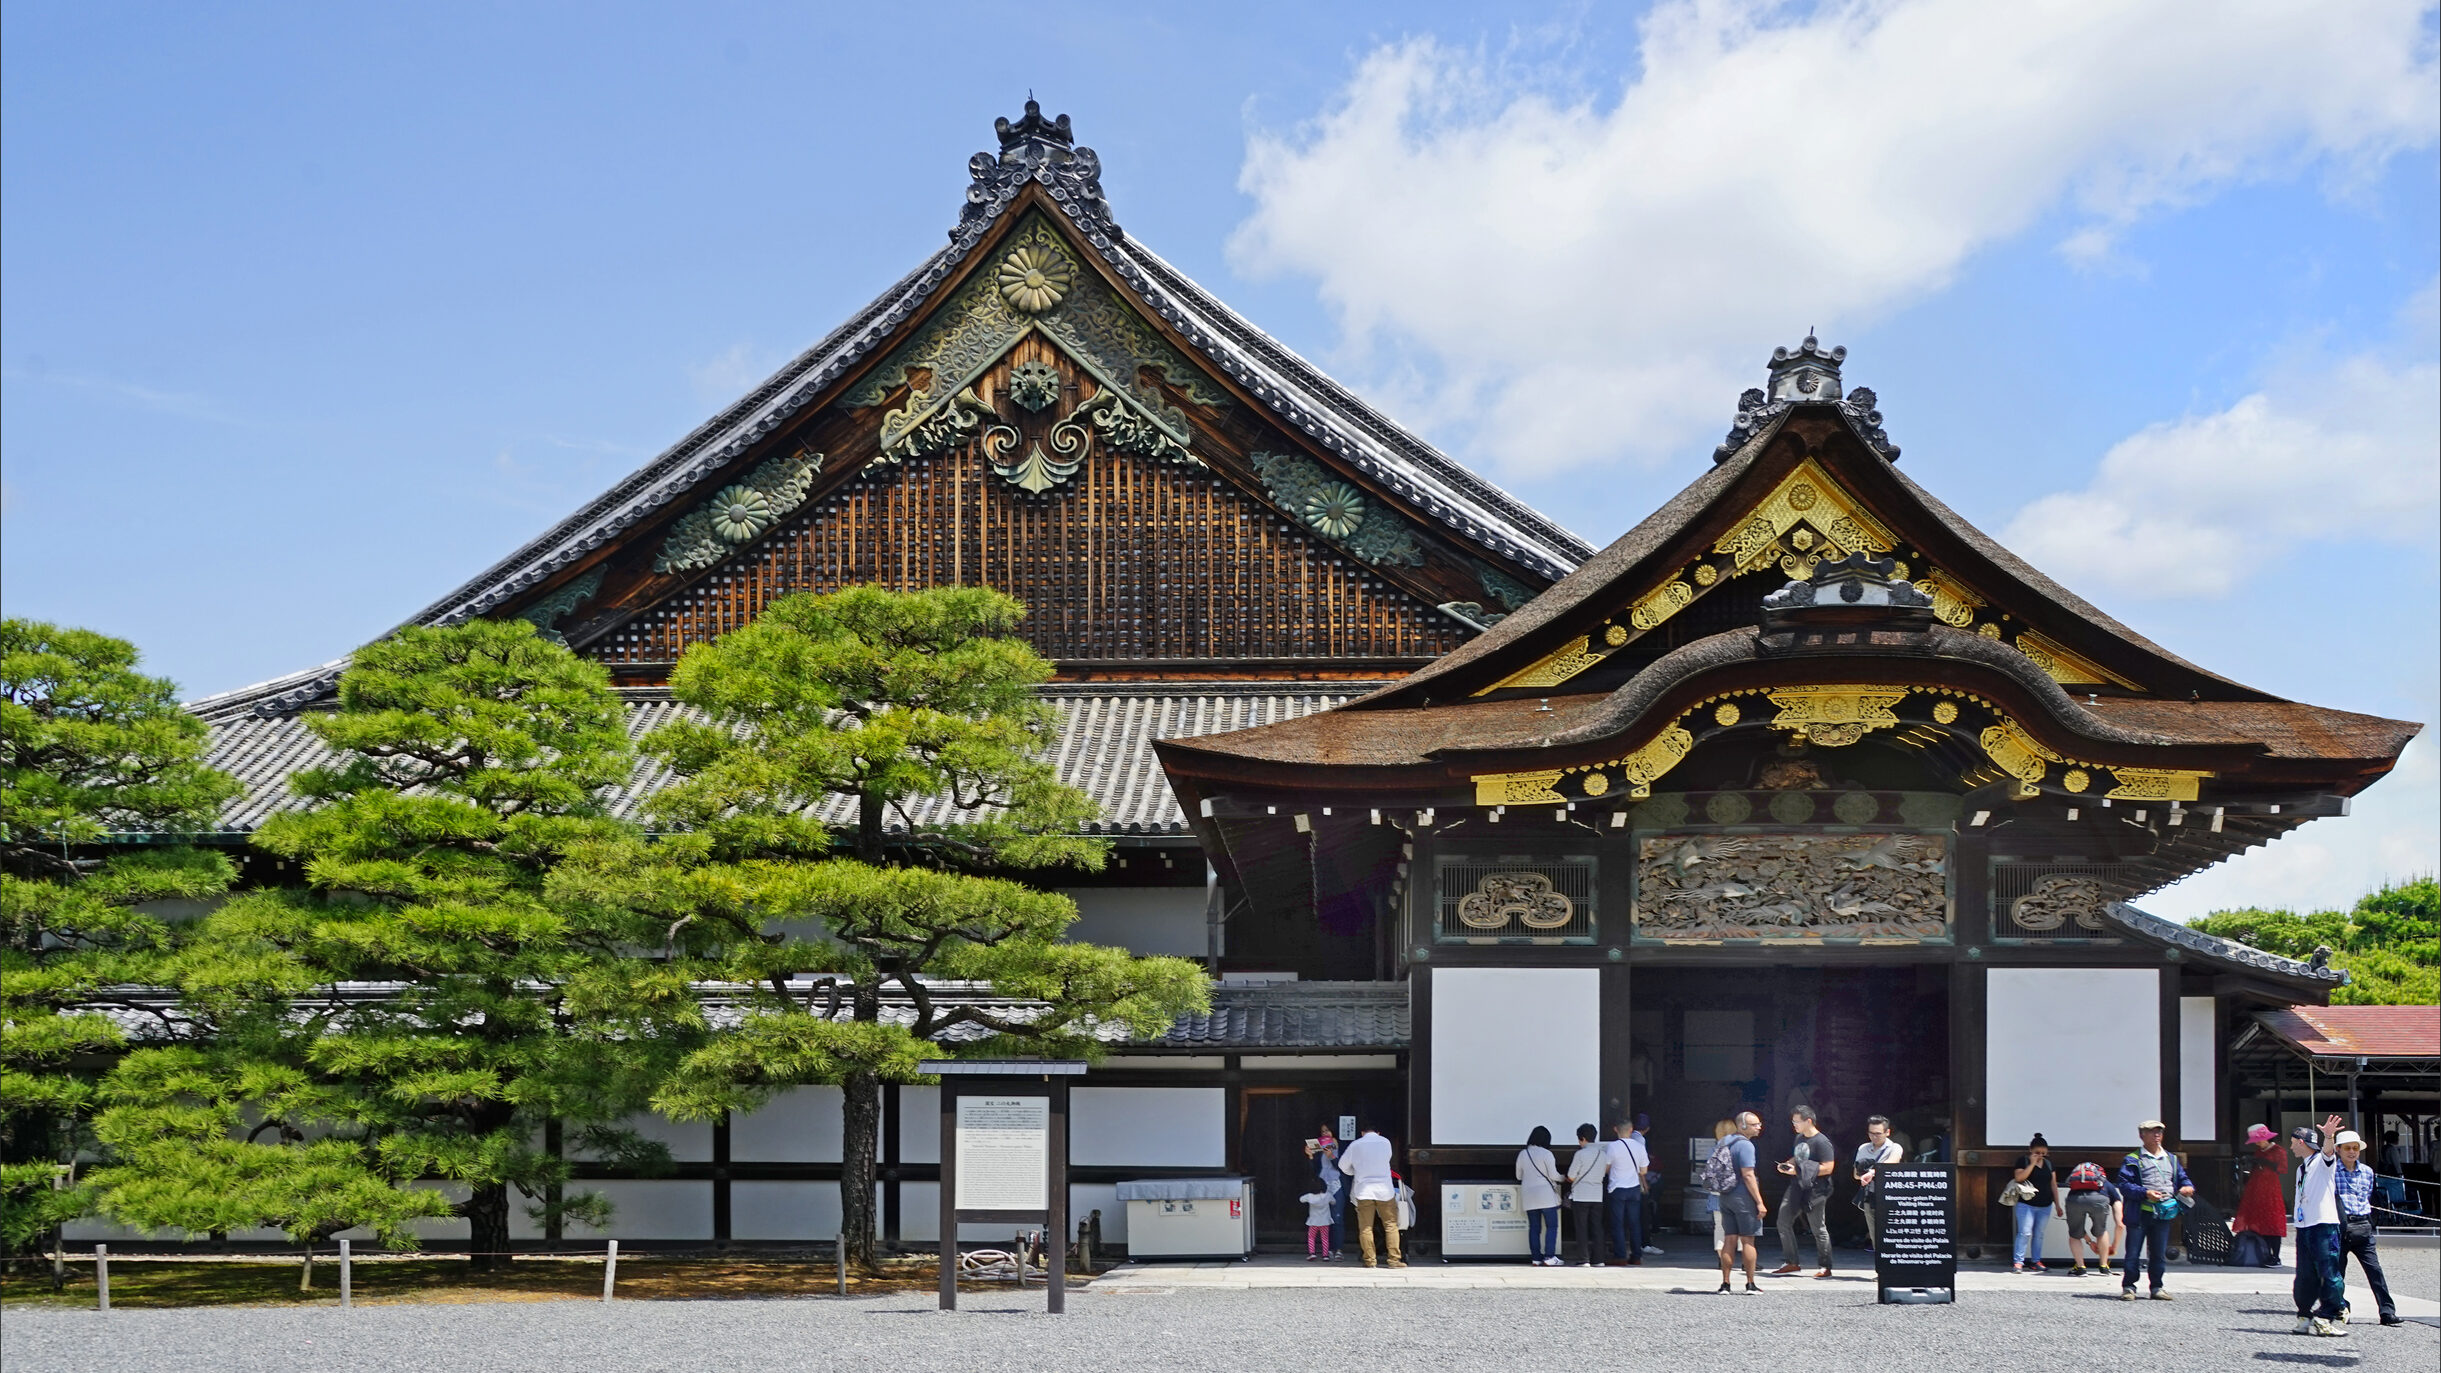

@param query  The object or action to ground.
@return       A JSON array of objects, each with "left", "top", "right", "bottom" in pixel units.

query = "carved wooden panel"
[
  {"left": 587, "top": 344, "right": 1471, "bottom": 668},
  {"left": 1632, "top": 833, "right": 1951, "bottom": 943}
]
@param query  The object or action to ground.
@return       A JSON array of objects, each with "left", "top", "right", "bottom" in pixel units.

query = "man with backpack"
[
  {"left": 2061, "top": 1160, "right": 2123, "bottom": 1276},
  {"left": 1711, "top": 1111, "right": 1769, "bottom": 1294},
  {"left": 2115, "top": 1119, "right": 2195, "bottom": 1302}
]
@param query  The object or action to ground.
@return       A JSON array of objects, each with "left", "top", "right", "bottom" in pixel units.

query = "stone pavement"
[{"left": 1091, "top": 1246, "right": 2441, "bottom": 1322}]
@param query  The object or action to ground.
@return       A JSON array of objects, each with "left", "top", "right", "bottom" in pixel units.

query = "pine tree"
[
  {"left": 591, "top": 587, "right": 1208, "bottom": 1270},
  {"left": 0, "top": 620, "right": 239, "bottom": 1263},
  {"left": 132, "top": 621, "right": 700, "bottom": 1269}
]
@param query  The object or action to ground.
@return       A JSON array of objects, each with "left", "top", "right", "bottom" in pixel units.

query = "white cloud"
[
  {"left": 1230, "top": 1, "right": 2439, "bottom": 474},
  {"left": 2002, "top": 286, "right": 2439, "bottom": 597},
  {"left": 687, "top": 342, "right": 771, "bottom": 406}
]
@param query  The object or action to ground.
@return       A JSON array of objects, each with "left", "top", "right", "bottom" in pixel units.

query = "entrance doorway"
[
  {"left": 1629, "top": 965, "right": 1950, "bottom": 1244},
  {"left": 1238, "top": 1078, "right": 1405, "bottom": 1243}
]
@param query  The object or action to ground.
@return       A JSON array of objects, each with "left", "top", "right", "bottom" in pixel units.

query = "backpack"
[
  {"left": 2067, "top": 1162, "right": 2106, "bottom": 1192},
  {"left": 1702, "top": 1136, "right": 1742, "bottom": 1194}
]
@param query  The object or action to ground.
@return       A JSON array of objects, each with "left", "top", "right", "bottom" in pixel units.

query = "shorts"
[
  {"left": 1718, "top": 1192, "right": 1763, "bottom": 1238},
  {"left": 2064, "top": 1194, "right": 2112, "bottom": 1240}
]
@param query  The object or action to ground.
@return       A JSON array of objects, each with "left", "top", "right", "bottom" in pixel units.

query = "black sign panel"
[{"left": 1873, "top": 1164, "right": 1956, "bottom": 1304}]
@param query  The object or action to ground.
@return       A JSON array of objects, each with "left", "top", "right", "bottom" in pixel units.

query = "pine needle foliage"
[
  {"left": 593, "top": 587, "right": 1208, "bottom": 1269},
  {"left": 112, "top": 621, "right": 702, "bottom": 1268},
  {"left": 0, "top": 620, "right": 239, "bottom": 1258},
  {"left": 2191, "top": 877, "right": 2439, "bottom": 1005}
]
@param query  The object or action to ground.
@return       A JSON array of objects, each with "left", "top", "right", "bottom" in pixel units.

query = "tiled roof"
[
  {"left": 1156, "top": 981, "right": 1409, "bottom": 1050},
  {"left": 2105, "top": 903, "right": 2347, "bottom": 986},
  {"left": 187, "top": 112, "right": 1586, "bottom": 722},
  {"left": 176, "top": 683, "right": 1381, "bottom": 839},
  {"left": 82, "top": 977, "right": 1412, "bottom": 1053},
  {"left": 2257, "top": 1004, "right": 2440, "bottom": 1060}
]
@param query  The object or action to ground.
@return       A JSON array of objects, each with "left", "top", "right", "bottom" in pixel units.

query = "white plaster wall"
[
  {"left": 1986, "top": 968, "right": 2159, "bottom": 1147},
  {"left": 727, "top": 1182, "right": 883, "bottom": 1242},
  {"left": 1430, "top": 967, "right": 1601, "bottom": 1146},
  {"left": 567, "top": 1181, "right": 712, "bottom": 1241},
  {"left": 2180, "top": 996, "right": 2218, "bottom": 1143},
  {"left": 1071, "top": 1087, "right": 1226, "bottom": 1167},
  {"left": 1063, "top": 887, "right": 1210, "bottom": 957},
  {"left": 730, "top": 1086, "right": 849, "bottom": 1163},
  {"left": 611, "top": 1111, "right": 712, "bottom": 1164},
  {"left": 902, "top": 1086, "right": 941, "bottom": 1164}
]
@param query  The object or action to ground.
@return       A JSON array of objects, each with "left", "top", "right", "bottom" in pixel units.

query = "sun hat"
[
  {"left": 2246, "top": 1124, "right": 2275, "bottom": 1143},
  {"left": 2334, "top": 1130, "right": 2365, "bottom": 1149}
]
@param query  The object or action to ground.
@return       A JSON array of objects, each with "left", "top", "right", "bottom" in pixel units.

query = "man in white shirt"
[
  {"left": 2289, "top": 1115, "right": 2346, "bottom": 1338},
  {"left": 1339, "top": 1124, "right": 1403, "bottom": 1269},
  {"left": 1604, "top": 1121, "right": 1650, "bottom": 1266}
]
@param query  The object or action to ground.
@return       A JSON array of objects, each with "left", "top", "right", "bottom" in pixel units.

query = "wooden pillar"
[
  {"left": 883, "top": 1083, "right": 902, "bottom": 1244},
  {"left": 1047, "top": 1078, "right": 1069, "bottom": 1314},
  {"left": 2158, "top": 962, "right": 2183, "bottom": 1156},
  {"left": 711, "top": 1111, "right": 732, "bottom": 1247},
  {"left": 937, "top": 1083, "right": 957, "bottom": 1311},
  {"left": 1600, "top": 962, "right": 1634, "bottom": 1127}
]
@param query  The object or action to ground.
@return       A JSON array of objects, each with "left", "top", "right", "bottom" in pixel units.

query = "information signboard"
[
  {"left": 1873, "top": 1163, "right": 1956, "bottom": 1304},
  {"left": 955, "top": 1095, "right": 1050, "bottom": 1212}
]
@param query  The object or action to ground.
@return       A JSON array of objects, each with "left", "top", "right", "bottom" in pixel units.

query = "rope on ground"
[{"left": 956, "top": 1249, "right": 1045, "bottom": 1281}]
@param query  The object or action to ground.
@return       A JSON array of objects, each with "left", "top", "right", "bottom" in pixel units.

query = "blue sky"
[{"left": 4, "top": 2, "right": 2435, "bottom": 918}]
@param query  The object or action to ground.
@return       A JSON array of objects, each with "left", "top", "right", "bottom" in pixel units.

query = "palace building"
[{"left": 146, "top": 103, "right": 2420, "bottom": 1254}]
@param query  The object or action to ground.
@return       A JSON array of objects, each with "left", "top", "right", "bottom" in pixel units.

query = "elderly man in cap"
[
  {"left": 2333, "top": 1128, "right": 2402, "bottom": 1327},
  {"left": 2288, "top": 1114, "right": 2347, "bottom": 1338},
  {"left": 2113, "top": 1118, "right": 2194, "bottom": 1302}
]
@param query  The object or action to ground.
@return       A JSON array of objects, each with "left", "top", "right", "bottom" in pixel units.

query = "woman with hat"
[{"left": 2232, "top": 1123, "right": 2289, "bottom": 1266}]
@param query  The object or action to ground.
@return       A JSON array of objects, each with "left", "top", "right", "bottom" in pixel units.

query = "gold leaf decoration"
[
  {"left": 998, "top": 244, "right": 1075, "bottom": 314},
  {"left": 1629, "top": 580, "right": 1695, "bottom": 631},
  {"left": 1763, "top": 686, "right": 1911, "bottom": 748},
  {"left": 1473, "top": 769, "right": 1567, "bottom": 806},
  {"left": 2105, "top": 768, "right": 2206, "bottom": 802}
]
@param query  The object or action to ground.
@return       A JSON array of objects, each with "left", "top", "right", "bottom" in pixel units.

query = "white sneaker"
[
  {"left": 1642, "top": 1245, "right": 1663, "bottom": 1255},
  {"left": 2292, "top": 1317, "right": 2318, "bottom": 1335},
  {"left": 2311, "top": 1319, "right": 2347, "bottom": 1338}
]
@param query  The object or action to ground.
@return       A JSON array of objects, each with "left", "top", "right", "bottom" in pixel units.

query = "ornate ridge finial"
[
  {"left": 1713, "top": 335, "right": 1900, "bottom": 465},
  {"left": 959, "top": 98, "right": 1118, "bottom": 247},
  {"left": 995, "top": 98, "right": 1074, "bottom": 154}
]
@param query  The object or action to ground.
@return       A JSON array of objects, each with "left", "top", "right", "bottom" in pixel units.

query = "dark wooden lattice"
[{"left": 588, "top": 343, "right": 1469, "bottom": 668}]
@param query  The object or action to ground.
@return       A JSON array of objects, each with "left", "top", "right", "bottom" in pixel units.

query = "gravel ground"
[{"left": 6, "top": 1281, "right": 2435, "bottom": 1373}]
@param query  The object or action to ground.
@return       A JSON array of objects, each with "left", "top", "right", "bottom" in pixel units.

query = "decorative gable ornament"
[
  {"left": 654, "top": 448, "right": 825, "bottom": 573},
  {"left": 1714, "top": 334, "right": 1900, "bottom": 463}
]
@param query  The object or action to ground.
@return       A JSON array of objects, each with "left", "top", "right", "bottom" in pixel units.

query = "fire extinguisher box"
[{"left": 1115, "top": 1179, "right": 1256, "bottom": 1259}]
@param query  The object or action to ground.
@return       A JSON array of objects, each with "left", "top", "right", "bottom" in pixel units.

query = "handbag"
[{"left": 1997, "top": 1179, "right": 2035, "bottom": 1207}]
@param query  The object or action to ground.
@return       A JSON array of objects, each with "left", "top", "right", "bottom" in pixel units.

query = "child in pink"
[{"left": 1300, "top": 1188, "right": 1336, "bottom": 1259}]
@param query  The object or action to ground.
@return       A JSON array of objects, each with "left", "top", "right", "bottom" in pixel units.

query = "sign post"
[
  {"left": 925, "top": 1059, "right": 1085, "bottom": 1313},
  {"left": 1874, "top": 1163, "right": 1957, "bottom": 1304}
]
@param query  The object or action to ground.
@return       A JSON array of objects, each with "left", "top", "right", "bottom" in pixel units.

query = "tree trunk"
[
  {"left": 465, "top": 1182, "right": 512, "bottom": 1272},
  {"left": 856, "top": 789, "right": 885, "bottom": 864},
  {"left": 839, "top": 1067, "right": 883, "bottom": 1273},
  {"left": 299, "top": 1246, "right": 314, "bottom": 1291}
]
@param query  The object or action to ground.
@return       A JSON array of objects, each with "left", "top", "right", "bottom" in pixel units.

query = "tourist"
[
  {"left": 1852, "top": 1115, "right": 1905, "bottom": 1255},
  {"left": 1305, "top": 1125, "right": 1346, "bottom": 1259},
  {"left": 1705, "top": 1117, "right": 1737, "bottom": 1256},
  {"left": 1771, "top": 1104, "right": 1837, "bottom": 1277},
  {"left": 2007, "top": 1133, "right": 2063, "bottom": 1273},
  {"left": 1632, "top": 1113, "right": 1663, "bottom": 1255},
  {"left": 2288, "top": 1116, "right": 2345, "bottom": 1336},
  {"left": 1516, "top": 1125, "right": 1565, "bottom": 1267},
  {"left": 1299, "top": 1183, "right": 1336, "bottom": 1261},
  {"left": 2060, "top": 1160, "right": 2121, "bottom": 1275},
  {"left": 1713, "top": 1111, "right": 1768, "bottom": 1294},
  {"left": 2232, "top": 1123, "right": 2289, "bottom": 1267},
  {"left": 1604, "top": 1120, "right": 1649, "bottom": 1266},
  {"left": 1340, "top": 1122, "right": 1404, "bottom": 1269},
  {"left": 1565, "top": 1123, "right": 1611, "bottom": 1267},
  {"left": 2116, "top": 1119, "right": 2193, "bottom": 1301},
  {"left": 2334, "top": 1129, "right": 2401, "bottom": 1327}
]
